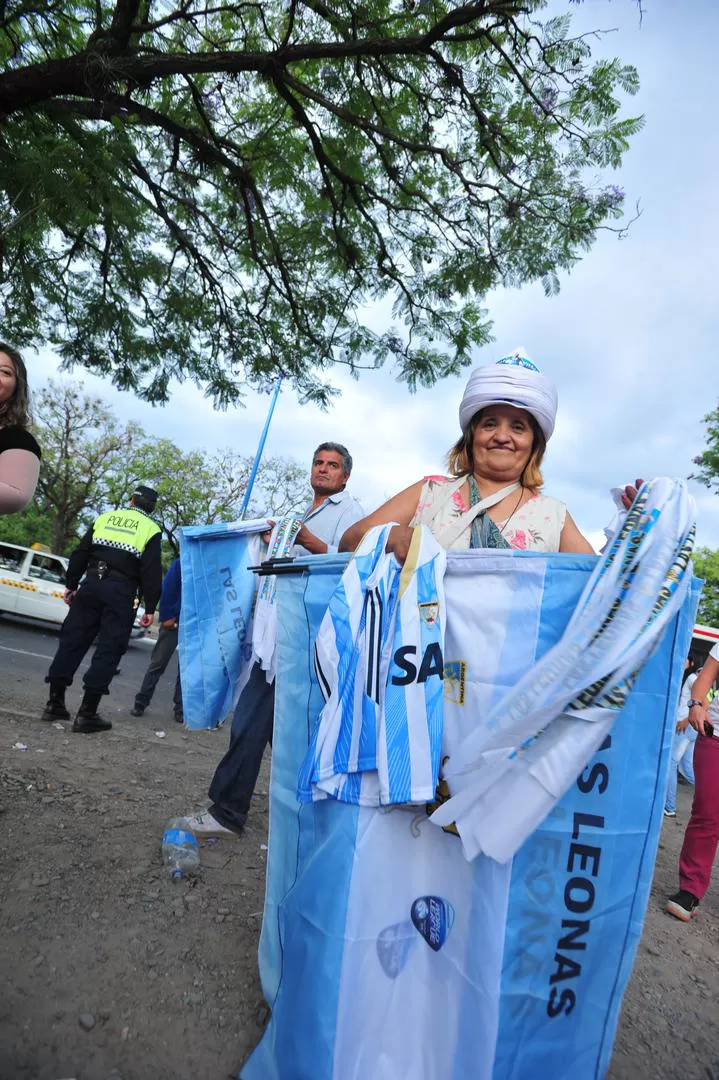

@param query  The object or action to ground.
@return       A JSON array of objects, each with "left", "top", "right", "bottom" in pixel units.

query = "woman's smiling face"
[
  {"left": 0, "top": 352, "right": 17, "bottom": 406},
  {"left": 470, "top": 404, "right": 535, "bottom": 482}
]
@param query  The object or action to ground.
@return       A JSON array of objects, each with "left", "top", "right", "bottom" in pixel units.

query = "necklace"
[
  {"left": 498, "top": 488, "right": 524, "bottom": 535},
  {"left": 471, "top": 475, "right": 524, "bottom": 534}
]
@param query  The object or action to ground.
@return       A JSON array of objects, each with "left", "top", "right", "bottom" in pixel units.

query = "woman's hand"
[
  {"left": 261, "top": 519, "right": 276, "bottom": 545},
  {"left": 385, "top": 525, "right": 414, "bottom": 566},
  {"left": 676, "top": 717, "right": 690, "bottom": 735},
  {"left": 621, "top": 478, "right": 644, "bottom": 510},
  {"left": 688, "top": 701, "right": 711, "bottom": 737}
]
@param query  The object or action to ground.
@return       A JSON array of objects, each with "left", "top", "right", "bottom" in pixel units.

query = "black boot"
[
  {"left": 41, "top": 682, "right": 70, "bottom": 722},
  {"left": 73, "top": 690, "right": 112, "bottom": 733}
]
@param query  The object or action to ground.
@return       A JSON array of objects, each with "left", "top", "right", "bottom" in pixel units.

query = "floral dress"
[{"left": 409, "top": 475, "right": 567, "bottom": 552}]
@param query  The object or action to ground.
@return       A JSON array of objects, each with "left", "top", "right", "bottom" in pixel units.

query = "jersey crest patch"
[
  {"left": 418, "top": 600, "right": 440, "bottom": 627},
  {"left": 443, "top": 659, "right": 466, "bottom": 706}
]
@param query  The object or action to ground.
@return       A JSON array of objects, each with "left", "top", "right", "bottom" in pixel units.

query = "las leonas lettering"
[{"left": 546, "top": 735, "right": 611, "bottom": 1019}]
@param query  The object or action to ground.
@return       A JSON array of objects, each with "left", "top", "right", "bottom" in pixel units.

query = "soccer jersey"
[{"left": 298, "top": 523, "right": 447, "bottom": 806}]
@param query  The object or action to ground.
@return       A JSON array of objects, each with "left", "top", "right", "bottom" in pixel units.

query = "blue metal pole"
[{"left": 240, "top": 376, "right": 283, "bottom": 517}]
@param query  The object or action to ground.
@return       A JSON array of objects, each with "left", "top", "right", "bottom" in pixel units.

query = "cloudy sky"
[{"left": 30, "top": 0, "right": 719, "bottom": 552}]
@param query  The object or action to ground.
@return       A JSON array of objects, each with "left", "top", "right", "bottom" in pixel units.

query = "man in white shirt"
[
  {"left": 666, "top": 640, "right": 719, "bottom": 921},
  {"left": 185, "top": 443, "right": 364, "bottom": 836}
]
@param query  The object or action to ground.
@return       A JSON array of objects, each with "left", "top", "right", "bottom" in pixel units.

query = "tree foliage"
[
  {"left": 31, "top": 381, "right": 140, "bottom": 551},
  {"left": 691, "top": 406, "right": 719, "bottom": 494},
  {"left": 0, "top": 0, "right": 641, "bottom": 404},
  {"left": 693, "top": 547, "right": 719, "bottom": 630},
  {"left": 108, "top": 440, "right": 310, "bottom": 553},
  {"left": 689, "top": 408, "right": 719, "bottom": 626},
  {"left": 0, "top": 380, "right": 309, "bottom": 553},
  {"left": 0, "top": 500, "right": 54, "bottom": 549}
]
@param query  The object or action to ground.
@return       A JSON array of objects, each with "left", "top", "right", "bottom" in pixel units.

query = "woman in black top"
[{"left": 0, "top": 342, "right": 41, "bottom": 514}]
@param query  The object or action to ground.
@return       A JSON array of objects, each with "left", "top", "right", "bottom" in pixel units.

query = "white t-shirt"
[
  {"left": 708, "top": 643, "right": 719, "bottom": 723},
  {"left": 677, "top": 671, "right": 698, "bottom": 723}
]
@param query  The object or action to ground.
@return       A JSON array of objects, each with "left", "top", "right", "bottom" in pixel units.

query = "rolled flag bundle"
[
  {"left": 251, "top": 515, "right": 304, "bottom": 681},
  {"left": 431, "top": 478, "right": 696, "bottom": 862}
]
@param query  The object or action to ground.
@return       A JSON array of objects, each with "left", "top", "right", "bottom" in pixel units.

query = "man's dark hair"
[{"left": 314, "top": 442, "right": 352, "bottom": 475}]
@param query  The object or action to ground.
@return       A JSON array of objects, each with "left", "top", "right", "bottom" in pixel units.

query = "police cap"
[{"left": 132, "top": 484, "right": 159, "bottom": 512}]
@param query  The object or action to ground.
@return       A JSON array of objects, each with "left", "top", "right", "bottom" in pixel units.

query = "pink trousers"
[{"left": 679, "top": 733, "right": 719, "bottom": 901}]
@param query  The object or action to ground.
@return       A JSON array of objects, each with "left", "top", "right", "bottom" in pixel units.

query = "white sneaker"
[{"left": 184, "top": 810, "right": 239, "bottom": 837}]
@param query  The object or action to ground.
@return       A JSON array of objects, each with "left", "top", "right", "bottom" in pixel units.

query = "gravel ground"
[{"left": 0, "top": 686, "right": 717, "bottom": 1080}]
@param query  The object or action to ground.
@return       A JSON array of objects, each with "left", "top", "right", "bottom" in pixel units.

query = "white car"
[{"left": 0, "top": 541, "right": 148, "bottom": 637}]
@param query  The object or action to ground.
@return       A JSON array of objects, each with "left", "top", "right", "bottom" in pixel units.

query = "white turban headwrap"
[{"left": 458, "top": 353, "right": 558, "bottom": 441}]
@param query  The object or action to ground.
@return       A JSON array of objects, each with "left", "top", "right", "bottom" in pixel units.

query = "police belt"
[{"left": 86, "top": 562, "right": 137, "bottom": 586}]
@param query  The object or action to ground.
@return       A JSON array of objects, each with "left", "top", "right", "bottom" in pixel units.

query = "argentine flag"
[{"left": 242, "top": 544, "right": 699, "bottom": 1080}]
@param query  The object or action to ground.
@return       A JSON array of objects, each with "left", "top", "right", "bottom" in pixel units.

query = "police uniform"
[{"left": 43, "top": 485, "right": 163, "bottom": 733}]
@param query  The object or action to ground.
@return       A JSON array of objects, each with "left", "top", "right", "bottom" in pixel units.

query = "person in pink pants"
[{"left": 666, "top": 641, "right": 719, "bottom": 921}]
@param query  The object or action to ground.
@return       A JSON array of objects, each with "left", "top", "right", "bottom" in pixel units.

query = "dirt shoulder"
[{"left": 1, "top": 698, "right": 717, "bottom": 1080}]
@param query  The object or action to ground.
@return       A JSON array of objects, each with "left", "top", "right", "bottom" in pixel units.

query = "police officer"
[{"left": 42, "top": 484, "right": 163, "bottom": 733}]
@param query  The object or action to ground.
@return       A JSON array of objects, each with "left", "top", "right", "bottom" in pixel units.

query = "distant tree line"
[
  {"left": 691, "top": 405, "right": 719, "bottom": 627},
  {"left": 0, "top": 380, "right": 309, "bottom": 559}
]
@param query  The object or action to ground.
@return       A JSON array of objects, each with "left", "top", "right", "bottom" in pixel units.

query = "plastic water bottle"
[{"left": 161, "top": 818, "right": 200, "bottom": 880}]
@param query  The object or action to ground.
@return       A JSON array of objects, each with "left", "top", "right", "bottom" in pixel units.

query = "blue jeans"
[
  {"left": 665, "top": 727, "right": 697, "bottom": 813},
  {"left": 207, "top": 661, "right": 275, "bottom": 834}
]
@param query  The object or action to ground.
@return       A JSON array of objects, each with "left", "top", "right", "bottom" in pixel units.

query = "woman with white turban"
[{"left": 340, "top": 353, "right": 594, "bottom": 559}]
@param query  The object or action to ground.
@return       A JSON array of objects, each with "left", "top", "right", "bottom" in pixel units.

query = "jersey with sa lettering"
[{"left": 298, "top": 524, "right": 447, "bottom": 807}]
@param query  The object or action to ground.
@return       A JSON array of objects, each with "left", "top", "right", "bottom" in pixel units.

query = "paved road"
[{"left": 0, "top": 613, "right": 180, "bottom": 726}]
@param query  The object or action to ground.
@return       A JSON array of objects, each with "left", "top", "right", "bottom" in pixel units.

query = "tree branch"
[{"left": 1, "top": 4, "right": 531, "bottom": 117}]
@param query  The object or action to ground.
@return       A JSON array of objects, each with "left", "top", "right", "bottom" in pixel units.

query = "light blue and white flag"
[
  {"left": 242, "top": 548, "right": 700, "bottom": 1080},
  {"left": 432, "top": 479, "right": 696, "bottom": 861},
  {"left": 178, "top": 519, "right": 267, "bottom": 730}
]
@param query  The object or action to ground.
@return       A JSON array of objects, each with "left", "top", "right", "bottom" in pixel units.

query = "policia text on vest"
[{"left": 42, "top": 486, "right": 163, "bottom": 734}]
